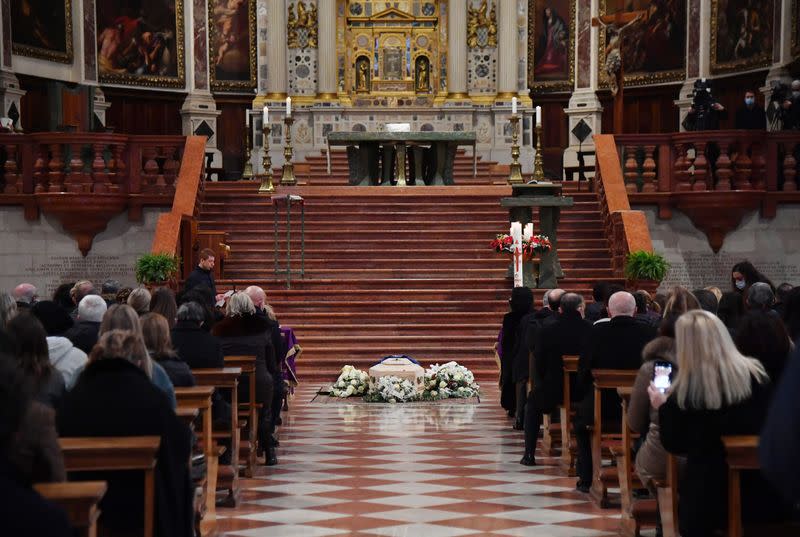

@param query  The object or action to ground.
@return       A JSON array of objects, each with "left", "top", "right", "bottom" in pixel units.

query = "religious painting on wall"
[
  {"left": 597, "top": 0, "right": 686, "bottom": 87},
  {"left": 710, "top": 0, "right": 774, "bottom": 74},
  {"left": 95, "top": 0, "right": 185, "bottom": 88},
  {"left": 11, "top": 0, "right": 73, "bottom": 63},
  {"left": 209, "top": 0, "right": 256, "bottom": 91},
  {"left": 528, "top": 0, "right": 574, "bottom": 91}
]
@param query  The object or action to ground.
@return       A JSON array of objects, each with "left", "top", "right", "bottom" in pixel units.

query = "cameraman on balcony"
[
  {"left": 685, "top": 79, "right": 727, "bottom": 131},
  {"left": 781, "top": 80, "right": 800, "bottom": 131},
  {"left": 735, "top": 90, "right": 767, "bottom": 130}
]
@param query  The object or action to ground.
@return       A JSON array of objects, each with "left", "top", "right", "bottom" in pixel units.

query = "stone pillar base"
[
  {"left": 674, "top": 78, "right": 698, "bottom": 133},
  {"left": 563, "top": 90, "right": 603, "bottom": 177},
  {"left": 0, "top": 71, "right": 26, "bottom": 130},
  {"left": 92, "top": 88, "right": 112, "bottom": 128},
  {"left": 180, "top": 93, "right": 222, "bottom": 169}
]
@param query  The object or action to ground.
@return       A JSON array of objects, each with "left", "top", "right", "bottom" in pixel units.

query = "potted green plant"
[
  {"left": 624, "top": 250, "right": 669, "bottom": 292},
  {"left": 135, "top": 252, "right": 180, "bottom": 290}
]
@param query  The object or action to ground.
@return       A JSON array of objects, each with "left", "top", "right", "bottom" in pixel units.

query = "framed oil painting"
[
  {"left": 710, "top": 0, "right": 774, "bottom": 74},
  {"left": 96, "top": 0, "right": 185, "bottom": 88},
  {"left": 209, "top": 0, "right": 256, "bottom": 91},
  {"left": 528, "top": 0, "right": 575, "bottom": 92},
  {"left": 11, "top": 0, "right": 73, "bottom": 63},
  {"left": 598, "top": 0, "right": 686, "bottom": 87}
]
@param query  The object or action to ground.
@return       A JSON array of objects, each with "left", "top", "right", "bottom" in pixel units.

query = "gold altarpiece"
[{"left": 336, "top": 1, "right": 448, "bottom": 105}]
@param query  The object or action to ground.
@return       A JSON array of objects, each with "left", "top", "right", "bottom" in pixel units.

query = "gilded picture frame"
[
  {"left": 710, "top": 0, "right": 774, "bottom": 74},
  {"left": 96, "top": 0, "right": 186, "bottom": 89},
  {"left": 597, "top": 0, "right": 687, "bottom": 89},
  {"left": 792, "top": 0, "right": 799, "bottom": 59},
  {"left": 528, "top": 0, "right": 575, "bottom": 92},
  {"left": 11, "top": 0, "right": 74, "bottom": 63},
  {"left": 209, "top": 0, "right": 257, "bottom": 91}
]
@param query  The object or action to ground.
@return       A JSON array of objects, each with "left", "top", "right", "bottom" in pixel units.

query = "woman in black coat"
[
  {"left": 56, "top": 329, "right": 194, "bottom": 537},
  {"left": 211, "top": 293, "right": 277, "bottom": 464},
  {"left": 171, "top": 302, "right": 225, "bottom": 369},
  {"left": 499, "top": 286, "right": 533, "bottom": 416},
  {"left": 651, "top": 310, "right": 789, "bottom": 537},
  {"left": 141, "top": 312, "right": 196, "bottom": 388}
]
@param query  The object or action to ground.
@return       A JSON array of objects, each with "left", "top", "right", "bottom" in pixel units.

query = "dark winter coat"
[
  {"left": 152, "top": 352, "right": 196, "bottom": 388},
  {"left": 183, "top": 266, "right": 216, "bottom": 297},
  {"left": 171, "top": 320, "right": 225, "bottom": 370},
  {"left": 64, "top": 320, "right": 101, "bottom": 355},
  {"left": 0, "top": 460, "right": 71, "bottom": 537},
  {"left": 512, "top": 308, "right": 556, "bottom": 383}
]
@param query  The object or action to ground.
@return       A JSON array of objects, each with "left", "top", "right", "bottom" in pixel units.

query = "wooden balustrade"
[{"left": 612, "top": 130, "right": 800, "bottom": 252}]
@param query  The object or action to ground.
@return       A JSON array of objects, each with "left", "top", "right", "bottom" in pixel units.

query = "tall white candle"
[
  {"left": 512, "top": 97, "right": 518, "bottom": 115},
  {"left": 286, "top": 96, "right": 292, "bottom": 117},
  {"left": 523, "top": 223, "right": 533, "bottom": 241},
  {"left": 263, "top": 105, "right": 269, "bottom": 124},
  {"left": 535, "top": 106, "right": 542, "bottom": 127},
  {"left": 510, "top": 222, "right": 523, "bottom": 288},
  {"left": 246, "top": 110, "right": 250, "bottom": 127}
]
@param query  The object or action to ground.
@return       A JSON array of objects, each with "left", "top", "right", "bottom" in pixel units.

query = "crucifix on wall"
[{"left": 592, "top": 10, "right": 645, "bottom": 135}]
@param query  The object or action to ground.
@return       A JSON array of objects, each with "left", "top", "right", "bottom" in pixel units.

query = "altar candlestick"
[
  {"left": 535, "top": 106, "right": 542, "bottom": 127},
  {"left": 523, "top": 223, "right": 533, "bottom": 241},
  {"left": 286, "top": 96, "right": 292, "bottom": 117},
  {"left": 512, "top": 97, "right": 517, "bottom": 115}
]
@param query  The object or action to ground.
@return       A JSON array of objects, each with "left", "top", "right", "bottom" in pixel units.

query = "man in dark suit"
[
  {"left": 734, "top": 90, "right": 767, "bottom": 130},
  {"left": 573, "top": 291, "right": 656, "bottom": 491},
  {"left": 184, "top": 248, "right": 218, "bottom": 298},
  {"left": 521, "top": 293, "right": 591, "bottom": 465}
]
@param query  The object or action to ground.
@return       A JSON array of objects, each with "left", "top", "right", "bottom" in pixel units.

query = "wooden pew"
[
  {"left": 174, "top": 385, "right": 218, "bottom": 537},
  {"left": 224, "top": 355, "right": 259, "bottom": 478},
  {"left": 176, "top": 406, "right": 199, "bottom": 426},
  {"left": 559, "top": 355, "right": 579, "bottom": 476},
  {"left": 654, "top": 454, "right": 680, "bottom": 537},
  {"left": 34, "top": 481, "right": 107, "bottom": 537},
  {"left": 59, "top": 436, "right": 160, "bottom": 537},
  {"left": 589, "top": 369, "right": 639, "bottom": 508},
  {"left": 192, "top": 367, "right": 242, "bottom": 508},
  {"left": 617, "top": 387, "right": 659, "bottom": 536}
]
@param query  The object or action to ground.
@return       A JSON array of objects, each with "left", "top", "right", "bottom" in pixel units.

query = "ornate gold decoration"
[
  {"left": 467, "top": 0, "right": 497, "bottom": 49},
  {"left": 356, "top": 56, "right": 371, "bottom": 92},
  {"left": 98, "top": 0, "right": 186, "bottom": 88},
  {"left": 710, "top": 0, "right": 774, "bottom": 74},
  {"left": 11, "top": 0, "right": 73, "bottom": 63},
  {"left": 259, "top": 123, "right": 275, "bottom": 193},
  {"left": 243, "top": 124, "right": 254, "bottom": 179},
  {"left": 507, "top": 115, "right": 523, "bottom": 185},
  {"left": 528, "top": 0, "right": 575, "bottom": 92},
  {"left": 532, "top": 124, "right": 545, "bottom": 181},
  {"left": 596, "top": 0, "right": 686, "bottom": 90},
  {"left": 288, "top": 1, "right": 318, "bottom": 49},
  {"left": 281, "top": 116, "right": 297, "bottom": 185},
  {"left": 415, "top": 56, "right": 430, "bottom": 92},
  {"left": 209, "top": 0, "right": 257, "bottom": 91}
]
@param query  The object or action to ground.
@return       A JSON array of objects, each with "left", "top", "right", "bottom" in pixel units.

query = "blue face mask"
[
  {"left": 735, "top": 280, "right": 746, "bottom": 290},
  {"left": 745, "top": 97, "right": 755, "bottom": 106}
]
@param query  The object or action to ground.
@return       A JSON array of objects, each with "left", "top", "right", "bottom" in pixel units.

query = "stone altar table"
[
  {"left": 501, "top": 183, "right": 574, "bottom": 289},
  {"left": 326, "top": 131, "right": 477, "bottom": 186}
]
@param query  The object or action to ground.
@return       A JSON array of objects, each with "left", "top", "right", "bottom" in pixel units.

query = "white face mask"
[{"left": 735, "top": 280, "right": 746, "bottom": 290}]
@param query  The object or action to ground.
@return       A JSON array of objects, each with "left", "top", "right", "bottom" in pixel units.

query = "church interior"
[{"left": 1, "top": 0, "right": 800, "bottom": 536}]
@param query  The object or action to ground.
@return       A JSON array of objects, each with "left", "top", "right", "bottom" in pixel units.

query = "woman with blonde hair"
[
  {"left": 141, "top": 312, "right": 195, "bottom": 387},
  {"left": 650, "top": 310, "right": 787, "bottom": 536},
  {"left": 99, "top": 304, "right": 176, "bottom": 407},
  {"left": 126, "top": 287, "right": 151, "bottom": 315}
]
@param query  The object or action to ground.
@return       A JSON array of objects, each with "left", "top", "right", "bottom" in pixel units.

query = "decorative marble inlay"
[
  {"left": 194, "top": 0, "right": 209, "bottom": 90},
  {"left": 82, "top": 0, "right": 97, "bottom": 81},
  {"left": 288, "top": 50, "right": 317, "bottom": 95},
  {"left": 576, "top": 0, "right": 591, "bottom": 88},
  {"left": 1, "top": 0, "right": 13, "bottom": 68},
  {"left": 468, "top": 50, "right": 497, "bottom": 94},
  {"left": 687, "top": 0, "right": 700, "bottom": 78}
]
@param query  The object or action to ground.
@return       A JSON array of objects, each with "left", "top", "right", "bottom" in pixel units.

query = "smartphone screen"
[{"left": 653, "top": 361, "right": 673, "bottom": 394}]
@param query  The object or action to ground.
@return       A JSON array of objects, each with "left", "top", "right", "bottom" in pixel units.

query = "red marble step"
[
  {"left": 286, "top": 323, "right": 499, "bottom": 336},
  {"left": 224, "top": 256, "right": 612, "bottom": 270},
  {"left": 260, "top": 299, "right": 508, "bottom": 313},
  {"left": 229, "top": 248, "right": 611, "bottom": 261}
]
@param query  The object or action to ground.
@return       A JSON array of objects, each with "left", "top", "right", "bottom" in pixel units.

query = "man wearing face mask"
[
  {"left": 782, "top": 80, "right": 800, "bottom": 130},
  {"left": 735, "top": 90, "right": 766, "bottom": 130}
]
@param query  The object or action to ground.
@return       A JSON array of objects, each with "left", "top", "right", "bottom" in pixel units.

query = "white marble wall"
[
  {"left": 641, "top": 205, "right": 800, "bottom": 291},
  {"left": 0, "top": 207, "right": 168, "bottom": 296}
]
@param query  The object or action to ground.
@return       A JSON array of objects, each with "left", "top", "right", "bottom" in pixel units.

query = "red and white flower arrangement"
[{"left": 490, "top": 233, "right": 552, "bottom": 259}]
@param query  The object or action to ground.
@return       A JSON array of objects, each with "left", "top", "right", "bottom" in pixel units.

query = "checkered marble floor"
[{"left": 218, "top": 385, "right": 632, "bottom": 537}]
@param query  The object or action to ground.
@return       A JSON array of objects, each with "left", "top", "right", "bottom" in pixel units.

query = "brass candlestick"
[
  {"left": 259, "top": 123, "right": 275, "bottom": 193},
  {"left": 532, "top": 123, "right": 545, "bottom": 182},
  {"left": 507, "top": 114, "right": 523, "bottom": 185},
  {"left": 280, "top": 116, "right": 297, "bottom": 185},
  {"left": 242, "top": 123, "right": 254, "bottom": 179}
]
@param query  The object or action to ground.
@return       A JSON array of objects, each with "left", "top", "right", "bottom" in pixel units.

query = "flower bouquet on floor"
[
  {"left": 365, "top": 375, "right": 418, "bottom": 403},
  {"left": 328, "top": 365, "right": 369, "bottom": 398},
  {"left": 421, "top": 361, "right": 481, "bottom": 401}
]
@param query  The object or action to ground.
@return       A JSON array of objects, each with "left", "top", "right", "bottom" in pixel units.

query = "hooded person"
[
  {"left": 499, "top": 286, "right": 533, "bottom": 417},
  {"left": 30, "top": 301, "right": 88, "bottom": 390}
]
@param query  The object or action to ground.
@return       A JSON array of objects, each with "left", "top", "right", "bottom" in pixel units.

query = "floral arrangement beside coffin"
[
  {"left": 490, "top": 233, "right": 552, "bottom": 259},
  {"left": 421, "top": 361, "right": 481, "bottom": 400},
  {"left": 329, "top": 365, "right": 369, "bottom": 398},
  {"left": 364, "top": 375, "right": 418, "bottom": 403}
]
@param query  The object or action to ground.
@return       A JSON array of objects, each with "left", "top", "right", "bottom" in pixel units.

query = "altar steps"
[{"left": 198, "top": 180, "right": 618, "bottom": 381}]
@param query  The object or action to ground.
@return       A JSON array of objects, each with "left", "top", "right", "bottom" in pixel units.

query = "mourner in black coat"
[
  {"left": 573, "top": 292, "right": 656, "bottom": 487},
  {"left": 500, "top": 287, "right": 533, "bottom": 416},
  {"left": 56, "top": 358, "right": 194, "bottom": 537},
  {"left": 184, "top": 266, "right": 217, "bottom": 298},
  {"left": 521, "top": 294, "right": 591, "bottom": 464}
]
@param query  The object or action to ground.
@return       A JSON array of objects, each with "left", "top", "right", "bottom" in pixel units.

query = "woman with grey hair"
[
  {"left": 126, "top": 287, "right": 152, "bottom": 316},
  {"left": 211, "top": 292, "right": 277, "bottom": 465},
  {"left": 0, "top": 291, "right": 17, "bottom": 327}
]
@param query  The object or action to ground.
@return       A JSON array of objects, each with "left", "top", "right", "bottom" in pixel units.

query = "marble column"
[
  {"left": 447, "top": 0, "right": 468, "bottom": 99},
  {"left": 563, "top": 0, "right": 603, "bottom": 175},
  {"left": 317, "top": 0, "right": 337, "bottom": 100},
  {"left": 675, "top": 0, "right": 703, "bottom": 131},
  {"left": 496, "top": 0, "right": 518, "bottom": 98},
  {"left": 181, "top": 0, "right": 222, "bottom": 167},
  {"left": 0, "top": 71, "right": 25, "bottom": 130},
  {"left": 266, "top": 0, "right": 288, "bottom": 99}
]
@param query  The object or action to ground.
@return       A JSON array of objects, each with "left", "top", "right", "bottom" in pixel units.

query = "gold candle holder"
[
  {"left": 259, "top": 123, "right": 275, "bottom": 193},
  {"left": 532, "top": 123, "right": 545, "bottom": 182},
  {"left": 507, "top": 114, "right": 523, "bottom": 185},
  {"left": 242, "top": 123, "right": 254, "bottom": 179},
  {"left": 280, "top": 116, "right": 297, "bottom": 185}
]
